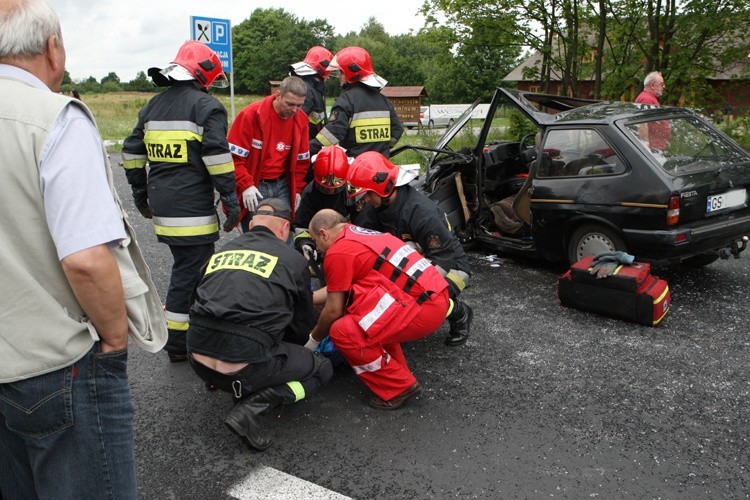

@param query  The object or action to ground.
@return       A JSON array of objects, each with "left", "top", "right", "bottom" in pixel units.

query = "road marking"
[{"left": 226, "top": 465, "right": 351, "bottom": 499}]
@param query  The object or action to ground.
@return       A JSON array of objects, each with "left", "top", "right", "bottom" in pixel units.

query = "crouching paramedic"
[
  {"left": 305, "top": 209, "right": 449, "bottom": 410},
  {"left": 187, "top": 199, "right": 333, "bottom": 451}
]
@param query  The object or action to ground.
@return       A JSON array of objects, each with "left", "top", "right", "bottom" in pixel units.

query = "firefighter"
[
  {"left": 122, "top": 41, "right": 240, "bottom": 363},
  {"left": 345, "top": 151, "right": 473, "bottom": 347},
  {"left": 305, "top": 209, "right": 450, "bottom": 410},
  {"left": 187, "top": 199, "right": 333, "bottom": 451},
  {"left": 293, "top": 145, "right": 374, "bottom": 258},
  {"left": 309, "top": 46, "right": 403, "bottom": 159},
  {"left": 289, "top": 46, "right": 333, "bottom": 142}
]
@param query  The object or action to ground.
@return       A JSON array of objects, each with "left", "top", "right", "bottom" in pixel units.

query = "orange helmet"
[
  {"left": 172, "top": 41, "right": 227, "bottom": 88},
  {"left": 303, "top": 46, "right": 333, "bottom": 78},
  {"left": 346, "top": 151, "right": 398, "bottom": 198},
  {"left": 314, "top": 146, "right": 349, "bottom": 194},
  {"left": 330, "top": 46, "right": 375, "bottom": 84}
]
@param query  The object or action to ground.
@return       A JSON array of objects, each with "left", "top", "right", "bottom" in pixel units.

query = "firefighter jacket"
[
  {"left": 310, "top": 83, "right": 404, "bottom": 158},
  {"left": 328, "top": 225, "right": 448, "bottom": 348},
  {"left": 295, "top": 73, "right": 327, "bottom": 141},
  {"left": 188, "top": 226, "right": 315, "bottom": 363},
  {"left": 122, "top": 81, "right": 236, "bottom": 246},
  {"left": 293, "top": 182, "right": 375, "bottom": 235},
  {"left": 367, "top": 184, "right": 471, "bottom": 290},
  {"left": 227, "top": 94, "right": 310, "bottom": 216}
]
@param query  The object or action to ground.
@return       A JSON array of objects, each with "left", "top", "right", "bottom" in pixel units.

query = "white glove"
[
  {"left": 242, "top": 186, "right": 263, "bottom": 211},
  {"left": 294, "top": 193, "right": 302, "bottom": 211},
  {"left": 304, "top": 334, "right": 320, "bottom": 351},
  {"left": 301, "top": 244, "right": 317, "bottom": 261}
]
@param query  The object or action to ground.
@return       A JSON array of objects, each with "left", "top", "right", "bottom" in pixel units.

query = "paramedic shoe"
[
  {"left": 369, "top": 381, "right": 422, "bottom": 410},
  {"left": 445, "top": 301, "right": 473, "bottom": 347},
  {"left": 224, "top": 399, "right": 273, "bottom": 451}
]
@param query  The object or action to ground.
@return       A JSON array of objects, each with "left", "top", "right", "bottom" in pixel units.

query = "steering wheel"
[{"left": 518, "top": 132, "right": 538, "bottom": 166}]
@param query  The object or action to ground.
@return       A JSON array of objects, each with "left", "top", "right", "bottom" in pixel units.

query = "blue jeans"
[
  {"left": 240, "top": 177, "right": 291, "bottom": 232},
  {"left": 0, "top": 344, "right": 136, "bottom": 499}
]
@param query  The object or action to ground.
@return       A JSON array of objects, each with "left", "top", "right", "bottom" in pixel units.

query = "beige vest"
[{"left": 0, "top": 75, "right": 167, "bottom": 383}]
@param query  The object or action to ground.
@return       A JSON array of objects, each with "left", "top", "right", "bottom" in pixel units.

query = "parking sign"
[{"left": 190, "top": 16, "right": 232, "bottom": 73}]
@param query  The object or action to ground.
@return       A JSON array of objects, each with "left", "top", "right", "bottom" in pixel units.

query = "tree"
[{"left": 232, "top": 8, "right": 334, "bottom": 94}]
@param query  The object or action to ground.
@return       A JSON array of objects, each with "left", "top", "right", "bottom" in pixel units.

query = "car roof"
[{"left": 500, "top": 88, "right": 694, "bottom": 127}]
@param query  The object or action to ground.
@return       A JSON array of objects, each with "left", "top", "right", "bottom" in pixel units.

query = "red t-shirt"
[
  {"left": 260, "top": 110, "right": 295, "bottom": 180},
  {"left": 635, "top": 91, "right": 670, "bottom": 150}
]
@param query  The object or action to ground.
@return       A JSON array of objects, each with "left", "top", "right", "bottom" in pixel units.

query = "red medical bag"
[{"left": 557, "top": 256, "right": 670, "bottom": 326}]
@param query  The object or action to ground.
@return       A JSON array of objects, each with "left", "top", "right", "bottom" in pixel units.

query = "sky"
[{"left": 47, "top": 0, "right": 428, "bottom": 82}]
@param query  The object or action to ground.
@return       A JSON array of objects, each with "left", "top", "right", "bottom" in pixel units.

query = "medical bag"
[{"left": 557, "top": 256, "right": 670, "bottom": 326}]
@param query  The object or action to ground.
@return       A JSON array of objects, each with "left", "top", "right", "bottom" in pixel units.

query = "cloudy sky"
[{"left": 47, "top": 0, "right": 428, "bottom": 82}]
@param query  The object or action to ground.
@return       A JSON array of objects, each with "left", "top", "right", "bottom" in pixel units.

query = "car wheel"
[
  {"left": 681, "top": 252, "right": 720, "bottom": 268},
  {"left": 567, "top": 224, "right": 627, "bottom": 265},
  {"left": 428, "top": 120, "right": 434, "bottom": 129}
]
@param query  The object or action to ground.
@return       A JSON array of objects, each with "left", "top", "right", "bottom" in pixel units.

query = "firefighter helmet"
[
  {"left": 171, "top": 41, "right": 228, "bottom": 88},
  {"left": 346, "top": 151, "right": 398, "bottom": 198},
  {"left": 303, "top": 46, "right": 333, "bottom": 78},
  {"left": 314, "top": 146, "right": 349, "bottom": 194},
  {"left": 330, "top": 46, "right": 376, "bottom": 84}
]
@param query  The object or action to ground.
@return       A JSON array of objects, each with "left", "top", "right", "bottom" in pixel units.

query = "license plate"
[{"left": 706, "top": 189, "right": 747, "bottom": 213}]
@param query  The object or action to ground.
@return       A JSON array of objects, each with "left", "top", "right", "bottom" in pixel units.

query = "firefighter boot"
[
  {"left": 224, "top": 387, "right": 287, "bottom": 451},
  {"left": 446, "top": 300, "right": 473, "bottom": 347}
]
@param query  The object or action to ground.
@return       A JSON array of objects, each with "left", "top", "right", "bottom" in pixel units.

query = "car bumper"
[{"left": 623, "top": 213, "right": 750, "bottom": 260}]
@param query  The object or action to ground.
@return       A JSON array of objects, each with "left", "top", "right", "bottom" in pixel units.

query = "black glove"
[
  {"left": 131, "top": 187, "right": 152, "bottom": 219},
  {"left": 221, "top": 192, "right": 241, "bottom": 232}
]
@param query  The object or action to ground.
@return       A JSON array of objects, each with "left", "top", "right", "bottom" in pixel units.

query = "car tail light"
[
  {"left": 674, "top": 232, "right": 688, "bottom": 244},
  {"left": 667, "top": 195, "right": 680, "bottom": 226}
]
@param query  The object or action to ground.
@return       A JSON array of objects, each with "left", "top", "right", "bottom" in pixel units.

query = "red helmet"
[
  {"left": 314, "top": 146, "right": 349, "bottom": 194},
  {"left": 346, "top": 151, "right": 398, "bottom": 198},
  {"left": 330, "top": 46, "right": 375, "bottom": 84},
  {"left": 172, "top": 41, "right": 227, "bottom": 88},
  {"left": 303, "top": 46, "right": 333, "bottom": 78}
]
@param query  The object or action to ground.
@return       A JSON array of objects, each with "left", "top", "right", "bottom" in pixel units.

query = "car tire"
[
  {"left": 428, "top": 120, "right": 434, "bottom": 129},
  {"left": 681, "top": 252, "right": 720, "bottom": 268},
  {"left": 567, "top": 224, "right": 627, "bottom": 265}
]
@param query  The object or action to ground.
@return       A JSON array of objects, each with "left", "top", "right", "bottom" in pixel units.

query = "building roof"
[{"left": 380, "top": 86, "right": 428, "bottom": 98}]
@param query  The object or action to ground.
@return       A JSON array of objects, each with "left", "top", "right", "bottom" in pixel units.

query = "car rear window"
[{"left": 623, "top": 116, "right": 749, "bottom": 176}]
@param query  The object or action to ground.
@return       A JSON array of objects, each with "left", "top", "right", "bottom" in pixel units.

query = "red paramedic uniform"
[{"left": 324, "top": 225, "right": 449, "bottom": 400}]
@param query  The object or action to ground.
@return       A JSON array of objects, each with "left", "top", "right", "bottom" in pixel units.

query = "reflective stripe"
[
  {"left": 152, "top": 215, "right": 219, "bottom": 237},
  {"left": 350, "top": 111, "right": 390, "bottom": 121},
  {"left": 383, "top": 243, "right": 430, "bottom": 278},
  {"left": 294, "top": 229, "right": 311, "bottom": 240},
  {"left": 352, "top": 356, "right": 384, "bottom": 375},
  {"left": 165, "top": 311, "right": 190, "bottom": 331},
  {"left": 445, "top": 298, "right": 455, "bottom": 318},
  {"left": 316, "top": 128, "right": 338, "bottom": 146},
  {"left": 406, "top": 258, "right": 432, "bottom": 277},
  {"left": 145, "top": 120, "right": 204, "bottom": 135},
  {"left": 358, "top": 292, "right": 395, "bottom": 332},
  {"left": 123, "top": 158, "right": 147, "bottom": 170},
  {"left": 145, "top": 129, "right": 202, "bottom": 142},
  {"left": 204, "top": 153, "right": 235, "bottom": 175},
  {"left": 446, "top": 270, "right": 469, "bottom": 291},
  {"left": 309, "top": 111, "right": 325, "bottom": 124},
  {"left": 122, "top": 152, "right": 147, "bottom": 161},
  {"left": 251, "top": 139, "right": 262, "bottom": 149},
  {"left": 297, "top": 151, "right": 310, "bottom": 161},
  {"left": 350, "top": 116, "right": 390, "bottom": 128},
  {"left": 286, "top": 381, "right": 305, "bottom": 402},
  {"left": 229, "top": 142, "right": 249, "bottom": 158}
]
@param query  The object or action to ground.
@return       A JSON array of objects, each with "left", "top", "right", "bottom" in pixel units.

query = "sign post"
[{"left": 190, "top": 15, "right": 235, "bottom": 118}]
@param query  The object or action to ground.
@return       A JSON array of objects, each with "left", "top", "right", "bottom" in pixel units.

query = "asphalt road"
[{"left": 110, "top": 154, "right": 750, "bottom": 499}]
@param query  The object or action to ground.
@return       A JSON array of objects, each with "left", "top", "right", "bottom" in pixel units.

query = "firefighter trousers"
[
  {"left": 165, "top": 243, "right": 215, "bottom": 354},
  {"left": 330, "top": 289, "right": 450, "bottom": 401}
]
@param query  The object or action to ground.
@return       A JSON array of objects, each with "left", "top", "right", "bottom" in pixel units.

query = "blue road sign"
[{"left": 190, "top": 16, "right": 232, "bottom": 73}]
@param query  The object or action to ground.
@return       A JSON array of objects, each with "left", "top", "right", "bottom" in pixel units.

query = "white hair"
[
  {"left": 643, "top": 71, "right": 662, "bottom": 87},
  {"left": 0, "top": 0, "right": 61, "bottom": 59}
]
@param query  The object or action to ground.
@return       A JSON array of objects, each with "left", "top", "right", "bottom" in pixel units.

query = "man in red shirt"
[
  {"left": 228, "top": 76, "right": 311, "bottom": 231},
  {"left": 635, "top": 71, "right": 670, "bottom": 152},
  {"left": 305, "top": 209, "right": 450, "bottom": 410}
]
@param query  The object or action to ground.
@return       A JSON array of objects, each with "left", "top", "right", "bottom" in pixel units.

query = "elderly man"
[
  {"left": 635, "top": 71, "right": 671, "bottom": 152},
  {"left": 228, "top": 76, "right": 311, "bottom": 231},
  {"left": 306, "top": 210, "right": 450, "bottom": 410},
  {"left": 187, "top": 199, "right": 332, "bottom": 451},
  {"left": 0, "top": 0, "right": 166, "bottom": 497}
]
